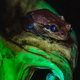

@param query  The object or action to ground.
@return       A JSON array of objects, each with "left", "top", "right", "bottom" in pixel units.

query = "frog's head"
[{"left": 22, "top": 9, "right": 72, "bottom": 40}]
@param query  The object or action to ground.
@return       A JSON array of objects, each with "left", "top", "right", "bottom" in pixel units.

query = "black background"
[{"left": 45, "top": 0, "right": 80, "bottom": 80}]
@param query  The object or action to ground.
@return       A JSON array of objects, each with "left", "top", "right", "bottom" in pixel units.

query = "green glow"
[
  {"left": 25, "top": 46, "right": 51, "bottom": 58},
  {"left": 0, "top": 37, "right": 72, "bottom": 80},
  {"left": 0, "top": 36, "right": 72, "bottom": 80},
  {"left": 21, "top": 68, "right": 29, "bottom": 80},
  {"left": 52, "top": 70, "right": 60, "bottom": 78},
  {"left": 16, "top": 52, "right": 64, "bottom": 80},
  {"left": 52, "top": 52, "right": 68, "bottom": 64},
  {"left": 0, "top": 40, "right": 14, "bottom": 59},
  {"left": 72, "top": 47, "right": 76, "bottom": 57},
  {"left": 46, "top": 73, "right": 57, "bottom": 80},
  {"left": 70, "top": 30, "right": 77, "bottom": 44}
]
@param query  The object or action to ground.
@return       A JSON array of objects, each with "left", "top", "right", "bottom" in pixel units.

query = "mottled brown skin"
[{"left": 22, "top": 9, "right": 71, "bottom": 40}]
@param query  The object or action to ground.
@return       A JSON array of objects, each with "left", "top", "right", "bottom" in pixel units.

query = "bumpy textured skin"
[{"left": 22, "top": 9, "right": 71, "bottom": 41}]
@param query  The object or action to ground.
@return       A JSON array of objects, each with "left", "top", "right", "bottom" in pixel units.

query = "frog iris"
[
  {"left": 51, "top": 25, "right": 57, "bottom": 32},
  {"left": 44, "top": 25, "right": 57, "bottom": 32}
]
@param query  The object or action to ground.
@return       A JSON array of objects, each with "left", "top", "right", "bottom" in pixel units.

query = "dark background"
[{"left": 45, "top": 0, "right": 80, "bottom": 80}]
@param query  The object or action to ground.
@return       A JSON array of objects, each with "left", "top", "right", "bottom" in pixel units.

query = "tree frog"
[{"left": 21, "top": 9, "right": 72, "bottom": 42}]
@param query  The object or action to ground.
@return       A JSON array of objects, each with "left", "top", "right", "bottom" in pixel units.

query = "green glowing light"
[
  {"left": 25, "top": 46, "right": 51, "bottom": 58},
  {"left": 70, "top": 30, "right": 77, "bottom": 44},
  {"left": 52, "top": 70, "right": 60, "bottom": 79},
  {"left": 46, "top": 73, "right": 56, "bottom": 80},
  {"left": 0, "top": 35, "right": 72, "bottom": 80}
]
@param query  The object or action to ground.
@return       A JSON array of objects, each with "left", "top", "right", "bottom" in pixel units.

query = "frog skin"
[{"left": 22, "top": 9, "right": 72, "bottom": 42}]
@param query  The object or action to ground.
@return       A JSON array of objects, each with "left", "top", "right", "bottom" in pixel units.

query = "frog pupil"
[
  {"left": 52, "top": 27, "right": 56, "bottom": 31},
  {"left": 51, "top": 25, "right": 57, "bottom": 32}
]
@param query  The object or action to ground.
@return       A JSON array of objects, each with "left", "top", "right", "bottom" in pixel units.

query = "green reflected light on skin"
[
  {"left": 52, "top": 70, "right": 60, "bottom": 78},
  {"left": 46, "top": 73, "right": 57, "bottom": 80},
  {"left": 0, "top": 40, "right": 14, "bottom": 59},
  {"left": 0, "top": 39, "right": 22, "bottom": 80},
  {"left": 70, "top": 30, "right": 77, "bottom": 44},
  {"left": 72, "top": 47, "right": 76, "bottom": 57},
  {"left": 20, "top": 68, "right": 29, "bottom": 80},
  {"left": 25, "top": 46, "right": 51, "bottom": 58},
  {"left": 52, "top": 52, "right": 68, "bottom": 64}
]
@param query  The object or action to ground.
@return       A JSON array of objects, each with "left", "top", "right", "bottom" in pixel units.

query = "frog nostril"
[
  {"left": 61, "top": 32, "right": 64, "bottom": 35},
  {"left": 66, "top": 24, "right": 71, "bottom": 31}
]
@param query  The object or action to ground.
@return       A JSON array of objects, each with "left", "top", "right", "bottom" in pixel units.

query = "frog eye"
[{"left": 51, "top": 25, "right": 57, "bottom": 32}]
